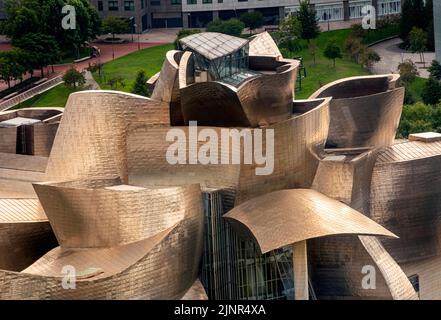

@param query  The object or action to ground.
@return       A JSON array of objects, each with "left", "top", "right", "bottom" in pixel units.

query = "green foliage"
[
  {"left": 421, "top": 77, "right": 441, "bottom": 105},
  {"left": 400, "top": 0, "right": 434, "bottom": 50},
  {"left": 62, "top": 67, "right": 85, "bottom": 88},
  {"left": 13, "top": 32, "right": 60, "bottom": 76},
  {"left": 92, "top": 43, "right": 173, "bottom": 92},
  {"left": 274, "top": 15, "right": 302, "bottom": 52},
  {"left": 397, "top": 102, "right": 434, "bottom": 138},
  {"left": 3, "top": 0, "right": 101, "bottom": 55},
  {"left": 349, "top": 16, "right": 400, "bottom": 45},
  {"left": 207, "top": 18, "right": 244, "bottom": 37},
  {"left": 240, "top": 12, "right": 264, "bottom": 33},
  {"left": 398, "top": 59, "right": 419, "bottom": 87},
  {"left": 344, "top": 36, "right": 363, "bottom": 62},
  {"left": 131, "top": 70, "right": 149, "bottom": 97},
  {"left": 0, "top": 48, "right": 30, "bottom": 88},
  {"left": 409, "top": 27, "right": 427, "bottom": 54},
  {"left": 102, "top": 16, "right": 130, "bottom": 37},
  {"left": 297, "top": 0, "right": 320, "bottom": 41},
  {"left": 323, "top": 40, "right": 342, "bottom": 67},
  {"left": 428, "top": 60, "right": 441, "bottom": 80}
]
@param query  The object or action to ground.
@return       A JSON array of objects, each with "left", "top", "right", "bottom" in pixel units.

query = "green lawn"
[
  {"left": 92, "top": 43, "right": 174, "bottom": 92},
  {"left": 15, "top": 84, "right": 80, "bottom": 109},
  {"left": 295, "top": 29, "right": 370, "bottom": 99}
]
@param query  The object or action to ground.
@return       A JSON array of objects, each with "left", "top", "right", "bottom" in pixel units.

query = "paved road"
[{"left": 370, "top": 37, "right": 435, "bottom": 78}]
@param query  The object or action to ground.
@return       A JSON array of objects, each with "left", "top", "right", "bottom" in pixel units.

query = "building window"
[
  {"left": 150, "top": 0, "right": 160, "bottom": 5},
  {"left": 187, "top": 0, "right": 196, "bottom": 4},
  {"left": 108, "top": 0, "right": 118, "bottom": 11},
  {"left": 203, "top": 0, "right": 212, "bottom": 3},
  {"left": 141, "top": 0, "right": 144, "bottom": 9},
  {"left": 97, "top": 1, "right": 104, "bottom": 11},
  {"left": 171, "top": 0, "right": 181, "bottom": 4},
  {"left": 315, "top": 3, "right": 344, "bottom": 22},
  {"left": 349, "top": 1, "right": 372, "bottom": 19},
  {"left": 124, "top": 0, "right": 135, "bottom": 10},
  {"left": 408, "top": 274, "right": 419, "bottom": 296},
  {"left": 218, "top": 0, "right": 223, "bottom": 3},
  {"left": 378, "top": 0, "right": 401, "bottom": 16},
  {"left": 238, "top": 0, "right": 248, "bottom": 2}
]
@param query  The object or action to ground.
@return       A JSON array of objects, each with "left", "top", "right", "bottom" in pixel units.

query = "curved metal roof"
[
  {"left": 179, "top": 32, "right": 249, "bottom": 60},
  {"left": 224, "top": 188, "right": 397, "bottom": 253}
]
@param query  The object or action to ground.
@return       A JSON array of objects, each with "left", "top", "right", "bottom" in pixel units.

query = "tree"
[
  {"left": 13, "top": 32, "right": 60, "bottom": 77},
  {"left": 102, "top": 16, "right": 130, "bottom": 39},
  {"left": 3, "top": 0, "right": 101, "bottom": 57},
  {"left": 359, "top": 47, "right": 380, "bottom": 69},
  {"left": 408, "top": 27, "right": 427, "bottom": 65},
  {"left": 207, "top": 18, "right": 244, "bottom": 37},
  {"left": 428, "top": 60, "right": 441, "bottom": 80},
  {"left": 398, "top": 59, "right": 419, "bottom": 86},
  {"left": 0, "top": 57, "right": 12, "bottom": 88},
  {"left": 62, "top": 67, "right": 85, "bottom": 88},
  {"left": 323, "top": 41, "right": 342, "bottom": 67},
  {"left": 131, "top": 70, "right": 149, "bottom": 97},
  {"left": 400, "top": 0, "right": 426, "bottom": 43},
  {"left": 397, "top": 102, "right": 436, "bottom": 138},
  {"left": 344, "top": 36, "right": 363, "bottom": 62},
  {"left": 421, "top": 77, "right": 441, "bottom": 105},
  {"left": 274, "top": 15, "right": 302, "bottom": 53},
  {"left": 240, "top": 12, "right": 264, "bottom": 35},
  {"left": 308, "top": 42, "right": 318, "bottom": 65},
  {"left": 297, "top": 0, "right": 320, "bottom": 42}
]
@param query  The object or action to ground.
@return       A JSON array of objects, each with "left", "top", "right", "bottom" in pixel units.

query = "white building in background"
[
  {"left": 434, "top": 0, "right": 441, "bottom": 62},
  {"left": 182, "top": 0, "right": 402, "bottom": 28}
]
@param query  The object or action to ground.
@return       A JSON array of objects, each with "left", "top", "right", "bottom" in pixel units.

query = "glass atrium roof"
[{"left": 179, "top": 32, "right": 249, "bottom": 60}]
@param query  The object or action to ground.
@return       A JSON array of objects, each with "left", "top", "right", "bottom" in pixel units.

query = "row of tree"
[{"left": 400, "top": 0, "right": 434, "bottom": 51}]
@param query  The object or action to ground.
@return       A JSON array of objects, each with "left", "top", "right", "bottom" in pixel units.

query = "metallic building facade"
[{"left": 0, "top": 31, "right": 436, "bottom": 300}]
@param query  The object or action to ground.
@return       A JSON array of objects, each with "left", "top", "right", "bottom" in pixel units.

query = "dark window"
[
  {"left": 150, "top": 0, "right": 160, "bottom": 5},
  {"left": 108, "top": 0, "right": 118, "bottom": 10},
  {"left": 218, "top": 0, "right": 223, "bottom": 2},
  {"left": 187, "top": 0, "right": 197, "bottom": 4},
  {"left": 238, "top": 0, "right": 248, "bottom": 2},
  {"left": 98, "top": 1, "right": 104, "bottom": 10},
  {"left": 141, "top": 0, "right": 144, "bottom": 9},
  {"left": 171, "top": 0, "right": 181, "bottom": 4},
  {"left": 202, "top": 0, "right": 212, "bottom": 3},
  {"left": 124, "top": 0, "right": 135, "bottom": 10},
  {"left": 408, "top": 274, "right": 420, "bottom": 295}
]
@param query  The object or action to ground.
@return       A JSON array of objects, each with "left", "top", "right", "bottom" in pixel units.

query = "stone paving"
[{"left": 370, "top": 37, "right": 435, "bottom": 78}]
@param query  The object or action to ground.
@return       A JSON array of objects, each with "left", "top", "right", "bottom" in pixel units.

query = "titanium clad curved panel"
[
  {"left": 237, "top": 60, "right": 298, "bottom": 127},
  {"left": 0, "top": 208, "right": 204, "bottom": 299},
  {"left": 249, "top": 31, "right": 282, "bottom": 58},
  {"left": 326, "top": 88, "right": 404, "bottom": 148},
  {"left": 0, "top": 222, "right": 57, "bottom": 272},
  {"left": 234, "top": 98, "right": 330, "bottom": 204},
  {"left": 309, "top": 75, "right": 391, "bottom": 100},
  {"left": 180, "top": 82, "right": 251, "bottom": 127},
  {"left": 45, "top": 91, "right": 170, "bottom": 182},
  {"left": 150, "top": 50, "right": 184, "bottom": 125},
  {"left": 224, "top": 189, "right": 396, "bottom": 254},
  {"left": 33, "top": 179, "right": 198, "bottom": 248},
  {"left": 370, "top": 155, "right": 441, "bottom": 263}
]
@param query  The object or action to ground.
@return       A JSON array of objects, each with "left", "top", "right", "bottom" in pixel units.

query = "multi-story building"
[
  {"left": 182, "top": 0, "right": 402, "bottom": 28},
  {"left": 89, "top": 0, "right": 183, "bottom": 32}
]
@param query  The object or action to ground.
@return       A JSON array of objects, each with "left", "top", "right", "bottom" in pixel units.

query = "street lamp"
[
  {"left": 108, "top": 33, "right": 115, "bottom": 60},
  {"left": 134, "top": 24, "right": 140, "bottom": 51},
  {"left": 129, "top": 16, "right": 135, "bottom": 43},
  {"left": 187, "top": 13, "right": 191, "bottom": 28}
]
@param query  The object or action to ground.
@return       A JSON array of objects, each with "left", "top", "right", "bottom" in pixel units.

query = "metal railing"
[{"left": 0, "top": 76, "right": 63, "bottom": 112}]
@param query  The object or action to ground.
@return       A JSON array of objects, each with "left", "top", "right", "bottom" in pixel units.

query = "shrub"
[
  {"left": 131, "top": 70, "right": 149, "bottom": 97},
  {"left": 62, "top": 68, "right": 85, "bottom": 88},
  {"left": 207, "top": 18, "right": 244, "bottom": 37},
  {"left": 421, "top": 77, "right": 441, "bottom": 105}
]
